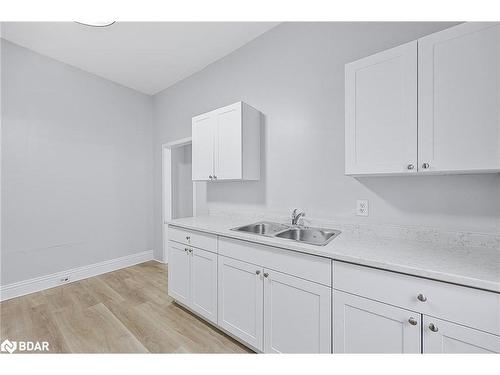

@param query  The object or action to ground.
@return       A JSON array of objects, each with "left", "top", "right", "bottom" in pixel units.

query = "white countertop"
[{"left": 168, "top": 215, "right": 500, "bottom": 293}]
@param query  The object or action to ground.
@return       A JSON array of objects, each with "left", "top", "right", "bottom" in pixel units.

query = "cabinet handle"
[
  {"left": 263, "top": 272, "right": 269, "bottom": 278},
  {"left": 408, "top": 317, "right": 418, "bottom": 326},
  {"left": 255, "top": 270, "right": 261, "bottom": 275},
  {"left": 407, "top": 164, "right": 414, "bottom": 170},
  {"left": 422, "top": 163, "right": 430, "bottom": 169},
  {"left": 428, "top": 323, "right": 439, "bottom": 332},
  {"left": 417, "top": 293, "right": 427, "bottom": 302}
]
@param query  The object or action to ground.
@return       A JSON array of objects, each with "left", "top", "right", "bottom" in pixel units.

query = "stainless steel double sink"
[{"left": 230, "top": 221, "right": 341, "bottom": 246}]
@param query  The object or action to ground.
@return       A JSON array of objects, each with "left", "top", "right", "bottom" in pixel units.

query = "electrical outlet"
[
  {"left": 356, "top": 200, "right": 369, "bottom": 216},
  {"left": 60, "top": 276, "right": 70, "bottom": 283}
]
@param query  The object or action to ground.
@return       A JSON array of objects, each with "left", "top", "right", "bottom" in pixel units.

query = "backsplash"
[{"left": 207, "top": 207, "right": 500, "bottom": 250}]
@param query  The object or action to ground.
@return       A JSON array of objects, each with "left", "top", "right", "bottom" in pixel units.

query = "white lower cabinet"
[
  {"left": 334, "top": 290, "right": 421, "bottom": 353},
  {"left": 169, "top": 228, "right": 500, "bottom": 354},
  {"left": 190, "top": 248, "right": 218, "bottom": 324},
  {"left": 168, "top": 242, "right": 191, "bottom": 306},
  {"left": 217, "top": 256, "right": 264, "bottom": 351},
  {"left": 168, "top": 241, "right": 218, "bottom": 324},
  {"left": 333, "top": 261, "right": 500, "bottom": 354},
  {"left": 169, "top": 229, "right": 333, "bottom": 353},
  {"left": 264, "top": 269, "right": 331, "bottom": 353},
  {"left": 217, "top": 255, "right": 332, "bottom": 353},
  {"left": 423, "top": 316, "right": 500, "bottom": 353}
]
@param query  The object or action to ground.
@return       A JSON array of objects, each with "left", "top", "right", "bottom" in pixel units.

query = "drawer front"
[
  {"left": 333, "top": 261, "right": 500, "bottom": 335},
  {"left": 168, "top": 226, "right": 217, "bottom": 253},
  {"left": 218, "top": 237, "right": 331, "bottom": 286}
]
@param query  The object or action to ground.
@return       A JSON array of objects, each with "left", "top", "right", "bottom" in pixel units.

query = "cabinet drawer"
[
  {"left": 333, "top": 261, "right": 500, "bottom": 335},
  {"left": 219, "top": 237, "right": 331, "bottom": 286},
  {"left": 168, "top": 226, "right": 217, "bottom": 253}
]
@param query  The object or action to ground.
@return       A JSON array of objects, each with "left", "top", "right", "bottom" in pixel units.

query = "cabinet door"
[
  {"left": 192, "top": 114, "right": 215, "bottom": 180},
  {"left": 189, "top": 248, "right": 218, "bottom": 325},
  {"left": 215, "top": 103, "right": 242, "bottom": 180},
  {"left": 345, "top": 41, "right": 418, "bottom": 175},
  {"left": 418, "top": 22, "right": 500, "bottom": 173},
  {"left": 218, "top": 256, "right": 263, "bottom": 351},
  {"left": 334, "top": 291, "right": 421, "bottom": 353},
  {"left": 167, "top": 242, "right": 190, "bottom": 305},
  {"left": 423, "top": 316, "right": 500, "bottom": 353},
  {"left": 263, "top": 269, "right": 331, "bottom": 353}
]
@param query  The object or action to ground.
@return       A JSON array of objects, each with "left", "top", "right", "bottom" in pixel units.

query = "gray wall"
[
  {"left": 152, "top": 22, "right": 500, "bottom": 260},
  {"left": 1, "top": 40, "right": 154, "bottom": 284}
]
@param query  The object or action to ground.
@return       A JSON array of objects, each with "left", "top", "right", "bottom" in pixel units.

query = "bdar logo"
[
  {"left": 0, "top": 339, "right": 49, "bottom": 353},
  {"left": 1, "top": 339, "right": 17, "bottom": 353}
]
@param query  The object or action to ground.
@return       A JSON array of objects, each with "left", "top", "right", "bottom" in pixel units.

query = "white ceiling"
[{"left": 1, "top": 22, "right": 279, "bottom": 95}]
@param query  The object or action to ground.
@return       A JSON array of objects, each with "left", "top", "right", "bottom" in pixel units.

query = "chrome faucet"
[{"left": 291, "top": 209, "right": 306, "bottom": 226}]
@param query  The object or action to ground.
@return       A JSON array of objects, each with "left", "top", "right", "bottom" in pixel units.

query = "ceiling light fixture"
[{"left": 74, "top": 21, "right": 116, "bottom": 28}]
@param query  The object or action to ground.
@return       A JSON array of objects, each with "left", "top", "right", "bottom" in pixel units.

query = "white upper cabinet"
[
  {"left": 216, "top": 105, "right": 243, "bottom": 180},
  {"left": 192, "top": 115, "right": 216, "bottom": 181},
  {"left": 345, "top": 22, "right": 500, "bottom": 176},
  {"left": 192, "top": 102, "right": 261, "bottom": 181},
  {"left": 345, "top": 41, "right": 418, "bottom": 175},
  {"left": 418, "top": 22, "right": 500, "bottom": 173}
]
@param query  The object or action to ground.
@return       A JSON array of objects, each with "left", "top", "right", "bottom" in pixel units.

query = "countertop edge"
[{"left": 167, "top": 222, "right": 500, "bottom": 294}]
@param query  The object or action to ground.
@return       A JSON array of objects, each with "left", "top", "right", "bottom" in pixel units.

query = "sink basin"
[
  {"left": 231, "top": 221, "right": 341, "bottom": 246},
  {"left": 275, "top": 227, "right": 341, "bottom": 246},
  {"left": 231, "top": 221, "right": 289, "bottom": 236}
]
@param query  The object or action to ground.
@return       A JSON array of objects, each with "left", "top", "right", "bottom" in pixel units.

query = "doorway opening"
[{"left": 162, "top": 138, "right": 207, "bottom": 263}]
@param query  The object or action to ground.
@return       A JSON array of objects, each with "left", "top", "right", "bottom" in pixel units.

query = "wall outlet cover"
[{"left": 356, "top": 199, "right": 369, "bottom": 216}]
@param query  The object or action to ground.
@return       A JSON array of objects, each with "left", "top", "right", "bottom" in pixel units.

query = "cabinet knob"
[
  {"left": 188, "top": 248, "right": 193, "bottom": 253},
  {"left": 263, "top": 272, "right": 269, "bottom": 278},
  {"left": 209, "top": 175, "right": 213, "bottom": 179},
  {"left": 255, "top": 270, "right": 261, "bottom": 275},
  {"left": 184, "top": 248, "right": 188, "bottom": 252},
  {"left": 407, "top": 164, "right": 414, "bottom": 170},
  {"left": 422, "top": 163, "right": 430, "bottom": 169},
  {"left": 214, "top": 175, "right": 217, "bottom": 179},
  {"left": 428, "top": 323, "right": 439, "bottom": 332},
  {"left": 408, "top": 317, "right": 418, "bottom": 326},
  {"left": 417, "top": 293, "right": 427, "bottom": 302},
  {"left": 186, "top": 236, "right": 190, "bottom": 241}
]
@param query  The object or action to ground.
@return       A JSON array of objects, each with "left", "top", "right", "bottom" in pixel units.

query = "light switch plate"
[{"left": 356, "top": 200, "right": 369, "bottom": 216}]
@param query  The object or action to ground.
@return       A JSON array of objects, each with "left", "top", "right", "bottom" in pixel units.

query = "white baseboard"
[{"left": 0, "top": 250, "right": 153, "bottom": 302}]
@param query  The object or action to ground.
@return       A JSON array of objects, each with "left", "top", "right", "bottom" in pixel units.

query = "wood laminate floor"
[{"left": 0, "top": 261, "right": 252, "bottom": 353}]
